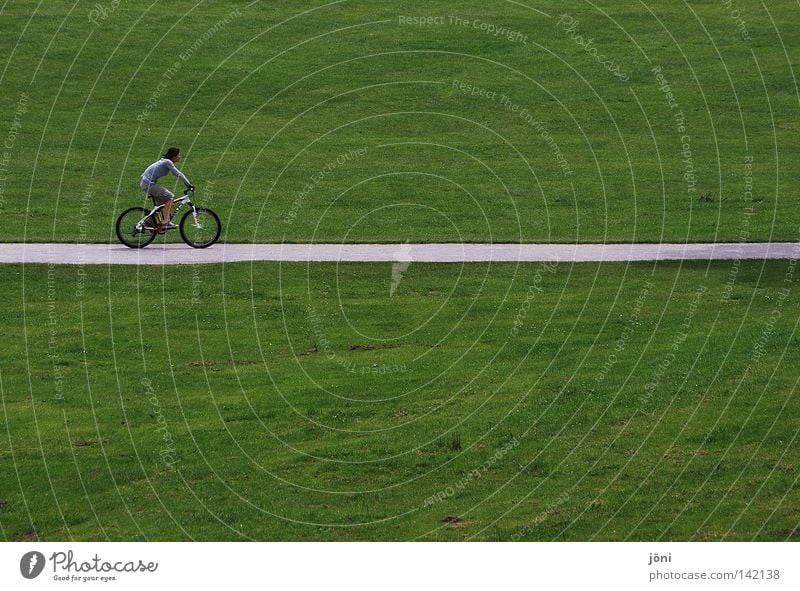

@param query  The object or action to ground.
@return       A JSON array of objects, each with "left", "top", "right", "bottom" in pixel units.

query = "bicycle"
[{"left": 115, "top": 188, "right": 221, "bottom": 248}]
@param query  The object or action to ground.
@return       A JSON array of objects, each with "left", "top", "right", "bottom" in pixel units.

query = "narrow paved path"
[{"left": 0, "top": 242, "right": 797, "bottom": 265}]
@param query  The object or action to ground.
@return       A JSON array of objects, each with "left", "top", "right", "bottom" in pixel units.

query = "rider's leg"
[
  {"left": 141, "top": 181, "right": 175, "bottom": 229},
  {"left": 160, "top": 198, "right": 174, "bottom": 227}
]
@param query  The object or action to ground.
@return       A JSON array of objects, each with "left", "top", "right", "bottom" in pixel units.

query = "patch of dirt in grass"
[
  {"left": 15, "top": 528, "right": 39, "bottom": 541},
  {"left": 348, "top": 343, "right": 399, "bottom": 351},
  {"left": 665, "top": 447, "right": 711, "bottom": 465},
  {"left": 74, "top": 439, "right": 107, "bottom": 448},
  {"left": 349, "top": 344, "right": 375, "bottom": 351},
  {"left": 665, "top": 448, "right": 684, "bottom": 465},
  {"left": 190, "top": 359, "right": 264, "bottom": 370},
  {"left": 440, "top": 516, "right": 480, "bottom": 530}
]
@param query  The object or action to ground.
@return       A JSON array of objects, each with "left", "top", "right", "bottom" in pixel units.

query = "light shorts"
[{"left": 140, "top": 178, "right": 174, "bottom": 204}]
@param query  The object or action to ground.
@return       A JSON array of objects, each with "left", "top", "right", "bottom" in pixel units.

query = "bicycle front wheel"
[
  {"left": 180, "top": 207, "right": 221, "bottom": 248},
  {"left": 116, "top": 207, "right": 157, "bottom": 248}
]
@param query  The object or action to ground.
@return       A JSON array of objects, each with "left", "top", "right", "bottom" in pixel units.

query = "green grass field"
[
  {"left": 2, "top": 1, "right": 799, "bottom": 544},
  {"left": 1, "top": 261, "right": 798, "bottom": 541},
  {"left": 1, "top": 1, "right": 799, "bottom": 243}
]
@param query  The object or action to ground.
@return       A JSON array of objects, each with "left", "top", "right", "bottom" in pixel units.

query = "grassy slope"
[
  {"left": 0, "top": 1, "right": 799, "bottom": 243},
  {"left": 0, "top": 260, "right": 798, "bottom": 541}
]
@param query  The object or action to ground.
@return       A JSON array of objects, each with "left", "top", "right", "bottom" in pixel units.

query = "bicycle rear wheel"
[
  {"left": 180, "top": 207, "right": 221, "bottom": 248},
  {"left": 116, "top": 207, "right": 157, "bottom": 248}
]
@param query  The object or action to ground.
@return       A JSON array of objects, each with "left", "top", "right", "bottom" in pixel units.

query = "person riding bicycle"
[{"left": 140, "top": 146, "right": 195, "bottom": 231}]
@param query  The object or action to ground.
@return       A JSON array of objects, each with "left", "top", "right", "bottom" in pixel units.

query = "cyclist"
[{"left": 140, "top": 146, "right": 195, "bottom": 231}]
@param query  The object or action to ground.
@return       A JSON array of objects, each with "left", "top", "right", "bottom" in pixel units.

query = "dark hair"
[{"left": 162, "top": 146, "right": 180, "bottom": 160}]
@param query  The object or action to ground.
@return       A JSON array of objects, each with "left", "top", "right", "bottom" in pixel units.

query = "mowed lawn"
[
  {"left": 0, "top": 260, "right": 798, "bottom": 541},
  {"left": 1, "top": 0, "right": 799, "bottom": 243}
]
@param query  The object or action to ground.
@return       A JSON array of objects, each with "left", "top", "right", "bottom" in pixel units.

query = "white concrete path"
[{"left": 0, "top": 242, "right": 798, "bottom": 265}]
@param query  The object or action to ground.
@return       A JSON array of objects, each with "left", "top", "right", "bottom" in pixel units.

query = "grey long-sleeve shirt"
[{"left": 141, "top": 158, "right": 192, "bottom": 186}]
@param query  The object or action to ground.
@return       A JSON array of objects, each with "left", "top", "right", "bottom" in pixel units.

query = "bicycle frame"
[{"left": 135, "top": 190, "right": 201, "bottom": 231}]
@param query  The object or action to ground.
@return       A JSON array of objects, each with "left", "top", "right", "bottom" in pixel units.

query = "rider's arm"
[{"left": 166, "top": 159, "right": 192, "bottom": 187}]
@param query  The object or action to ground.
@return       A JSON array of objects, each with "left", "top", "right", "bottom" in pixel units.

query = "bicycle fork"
[{"left": 190, "top": 206, "right": 203, "bottom": 229}]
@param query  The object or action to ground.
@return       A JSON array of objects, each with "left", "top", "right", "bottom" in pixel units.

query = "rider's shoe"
[{"left": 157, "top": 222, "right": 178, "bottom": 232}]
